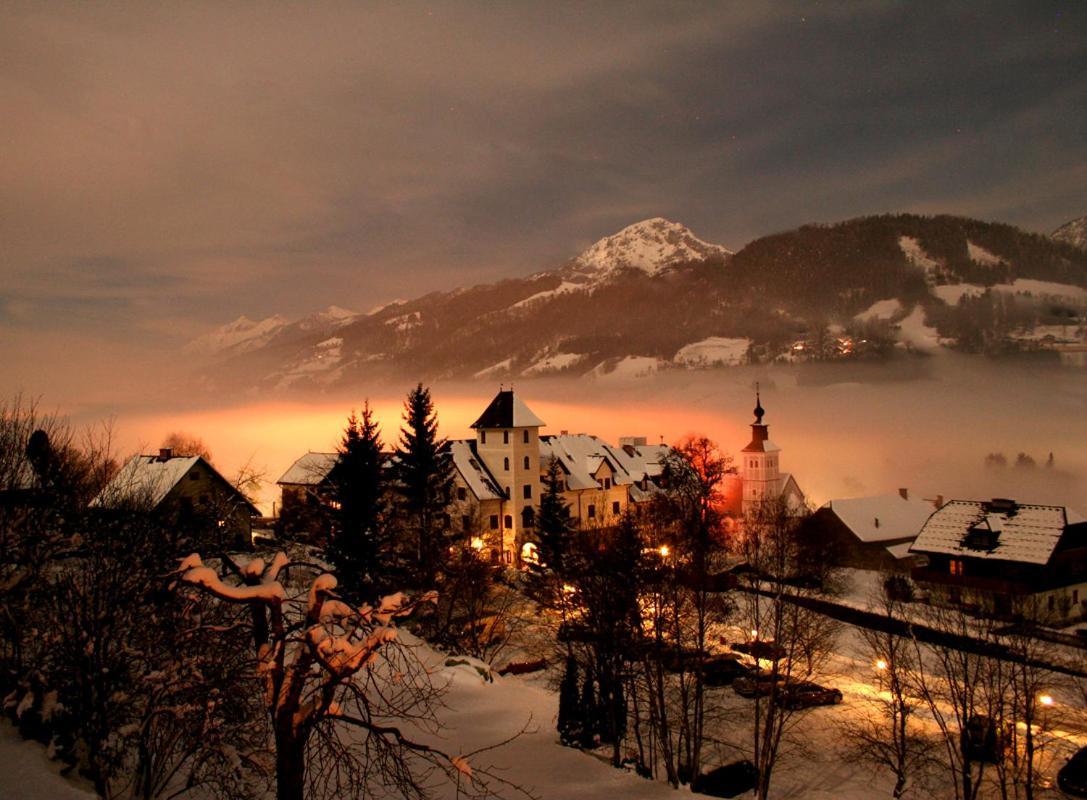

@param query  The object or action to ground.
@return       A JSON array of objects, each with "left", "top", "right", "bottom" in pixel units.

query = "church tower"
[{"left": 740, "top": 388, "right": 782, "bottom": 515}]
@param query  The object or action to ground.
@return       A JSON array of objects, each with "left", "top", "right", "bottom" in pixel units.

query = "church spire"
[{"left": 753, "top": 383, "right": 765, "bottom": 425}]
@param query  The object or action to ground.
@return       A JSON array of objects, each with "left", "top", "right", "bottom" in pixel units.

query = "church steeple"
[{"left": 753, "top": 384, "right": 765, "bottom": 425}]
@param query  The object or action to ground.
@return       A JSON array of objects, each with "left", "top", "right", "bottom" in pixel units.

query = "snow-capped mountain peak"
[
  {"left": 298, "top": 305, "right": 358, "bottom": 331},
  {"left": 183, "top": 314, "right": 289, "bottom": 357},
  {"left": 570, "top": 217, "right": 732, "bottom": 279},
  {"left": 1053, "top": 215, "right": 1087, "bottom": 250}
]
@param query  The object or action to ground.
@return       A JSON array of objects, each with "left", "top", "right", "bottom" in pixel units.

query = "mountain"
[
  {"left": 187, "top": 215, "right": 1087, "bottom": 392},
  {"left": 1053, "top": 215, "right": 1087, "bottom": 250},
  {"left": 184, "top": 305, "right": 358, "bottom": 359}
]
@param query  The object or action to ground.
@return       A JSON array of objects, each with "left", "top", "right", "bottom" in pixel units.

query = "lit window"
[{"left": 949, "top": 559, "right": 964, "bottom": 576}]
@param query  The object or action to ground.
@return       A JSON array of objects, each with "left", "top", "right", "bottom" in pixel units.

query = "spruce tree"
[
  {"left": 557, "top": 654, "right": 582, "bottom": 747},
  {"left": 525, "top": 457, "right": 573, "bottom": 604},
  {"left": 327, "top": 403, "right": 386, "bottom": 601},
  {"left": 392, "top": 384, "right": 455, "bottom": 588},
  {"left": 579, "top": 665, "right": 598, "bottom": 749}
]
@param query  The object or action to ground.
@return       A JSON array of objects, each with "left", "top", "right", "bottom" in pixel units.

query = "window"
[
  {"left": 612, "top": 501, "right": 621, "bottom": 515},
  {"left": 457, "top": 487, "right": 467, "bottom": 501},
  {"left": 949, "top": 559, "right": 964, "bottom": 576},
  {"left": 481, "top": 431, "right": 487, "bottom": 444},
  {"left": 503, "top": 430, "right": 510, "bottom": 444},
  {"left": 523, "top": 429, "right": 529, "bottom": 443},
  {"left": 521, "top": 507, "right": 535, "bottom": 528},
  {"left": 604, "top": 477, "right": 612, "bottom": 489},
  {"left": 504, "top": 457, "right": 510, "bottom": 471},
  {"left": 489, "top": 515, "right": 499, "bottom": 530},
  {"left": 461, "top": 515, "right": 470, "bottom": 531},
  {"left": 523, "top": 456, "right": 530, "bottom": 469},
  {"left": 504, "top": 515, "right": 513, "bottom": 529},
  {"left": 523, "top": 484, "right": 532, "bottom": 499},
  {"left": 587, "top": 504, "right": 596, "bottom": 519}
]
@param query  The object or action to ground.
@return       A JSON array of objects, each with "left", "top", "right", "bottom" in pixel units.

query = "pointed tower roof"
[
  {"left": 741, "top": 387, "right": 779, "bottom": 453},
  {"left": 471, "top": 389, "right": 546, "bottom": 429}
]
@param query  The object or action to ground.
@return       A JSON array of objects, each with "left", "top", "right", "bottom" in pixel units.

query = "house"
[
  {"left": 803, "top": 489, "right": 936, "bottom": 571},
  {"left": 277, "top": 451, "right": 340, "bottom": 508},
  {"left": 94, "top": 448, "right": 259, "bottom": 548},
  {"left": 909, "top": 498, "right": 1087, "bottom": 622},
  {"left": 721, "top": 391, "right": 805, "bottom": 517}
]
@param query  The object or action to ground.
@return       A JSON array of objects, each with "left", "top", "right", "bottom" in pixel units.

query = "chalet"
[
  {"left": 909, "top": 498, "right": 1087, "bottom": 622},
  {"left": 94, "top": 448, "right": 259, "bottom": 548},
  {"left": 804, "top": 490, "right": 936, "bottom": 571},
  {"left": 276, "top": 451, "right": 340, "bottom": 508}
]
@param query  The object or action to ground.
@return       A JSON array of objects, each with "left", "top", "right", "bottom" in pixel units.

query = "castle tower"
[
  {"left": 740, "top": 389, "right": 783, "bottom": 515},
  {"left": 470, "top": 389, "right": 544, "bottom": 560}
]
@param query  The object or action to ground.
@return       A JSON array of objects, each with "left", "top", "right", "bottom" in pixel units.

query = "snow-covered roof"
[
  {"left": 277, "top": 452, "right": 339, "bottom": 486},
  {"left": 94, "top": 454, "right": 209, "bottom": 508},
  {"left": 471, "top": 390, "right": 545, "bottom": 429},
  {"left": 449, "top": 439, "right": 504, "bottom": 501},
  {"left": 825, "top": 493, "right": 935, "bottom": 543},
  {"left": 540, "top": 434, "right": 669, "bottom": 492},
  {"left": 909, "top": 499, "right": 1084, "bottom": 565},
  {"left": 885, "top": 541, "right": 917, "bottom": 560}
]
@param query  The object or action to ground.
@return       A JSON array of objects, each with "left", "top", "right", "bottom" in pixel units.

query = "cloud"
[{"left": 0, "top": 0, "right": 1083, "bottom": 395}]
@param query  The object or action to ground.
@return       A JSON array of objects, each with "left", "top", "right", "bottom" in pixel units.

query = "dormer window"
[{"left": 963, "top": 525, "right": 999, "bottom": 551}]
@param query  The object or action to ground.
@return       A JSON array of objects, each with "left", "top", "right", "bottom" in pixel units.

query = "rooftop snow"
[
  {"left": 448, "top": 440, "right": 504, "bottom": 501},
  {"left": 825, "top": 493, "right": 935, "bottom": 543},
  {"left": 277, "top": 452, "right": 339, "bottom": 486},
  {"left": 94, "top": 454, "right": 201, "bottom": 507},
  {"left": 909, "top": 499, "right": 1082, "bottom": 565}
]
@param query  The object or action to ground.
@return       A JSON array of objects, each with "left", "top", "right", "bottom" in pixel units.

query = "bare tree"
[
  {"left": 733, "top": 496, "right": 839, "bottom": 800},
  {"left": 160, "top": 432, "right": 213, "bottom": 462},
  {"left": 177, "top": 551, "right": 526, "bottom": 800},
  {"left": 841, "top": 575, "right": 935, "bottom": 798}
]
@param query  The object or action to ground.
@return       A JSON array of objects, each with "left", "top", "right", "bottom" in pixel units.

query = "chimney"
[
  {"left": 935, "top": 494, "right": 944, "bottom": 508},
  {"left": 899, "top": 487, "right": 909, "bottom": 500},
  {"left": 158, "top": 447, "right": 172, "bottom": 462}
]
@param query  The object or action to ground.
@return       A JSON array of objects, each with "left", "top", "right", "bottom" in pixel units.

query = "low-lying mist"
[{"left": 30, "top": 354, "right": 1087, "bottom": 516}]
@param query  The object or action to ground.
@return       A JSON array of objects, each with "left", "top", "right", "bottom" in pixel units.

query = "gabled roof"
[
  {"left": 449, "top": 439, "right": 505, "bottom": 501},
  {"left": 909, "top": 499, "right": 1084, "bottom": 565},
  {"left": 741, "top": 424, "right": 780, "bottom": 454},
  {"left": 540, "top": 433, "right": 670, "bottom": 492},
  {"left": 824, "top": 493, "right": 935, "bottom": 544},
  {"left": 94, "top": 454, "right": 259, "bottom": 514},
  {"left": 277, "top": 452, "right": 339, "bottom": 486},
  {"left": 471, "top": 390, "right": 545, "bottom": 429}
]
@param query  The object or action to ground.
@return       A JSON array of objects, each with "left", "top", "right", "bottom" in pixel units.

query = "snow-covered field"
[{"left": 0, "top": 722, "right": 97, "bottom": 799}]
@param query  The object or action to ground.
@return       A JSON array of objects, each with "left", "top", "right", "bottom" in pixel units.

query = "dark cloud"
[{"left": 0, "top": 1, "right": 1084, "bottom": 382}]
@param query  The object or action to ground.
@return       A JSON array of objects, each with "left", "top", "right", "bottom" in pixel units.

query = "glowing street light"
[
  {"left": 1039, "top": 693, "right": 1055, "bottom": 707},
  {"left": 470, "top": 536, "right": 484, "bottom": 551},
  {"left": 875, "top": 659, "right": 888, "bottom": 672},
  {"left": 658, "top": 544, "right": 670, "bottom": 557}
]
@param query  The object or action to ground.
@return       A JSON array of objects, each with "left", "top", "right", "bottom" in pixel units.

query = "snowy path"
[{"left": 0, "top": 722, "right": 96, "bottom": 800}]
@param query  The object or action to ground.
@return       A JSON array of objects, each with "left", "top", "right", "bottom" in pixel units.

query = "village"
[{"left": 6, "top": 385, "right": 1076, "bottom": 800}]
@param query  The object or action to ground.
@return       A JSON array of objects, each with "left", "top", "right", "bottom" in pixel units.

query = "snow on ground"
[
  {"left": 591, "top": 356, "right": 666, "bottom": 381},
  {"left": 854, "top": 298, "right": 903, "bottom": 322},
  {"left": 673, "top": 337, "right": 751, "bottom": 367},
  {"left": 522, "top": 352, "right": 587, "bottom": 376},
  {"left": 511, "top": 282, "right": 586, "bottom": 310},
  {"left": 931, "top": 279, "right": 1087, "bottom": 307},
  {"left": 386, "top": 310, "right": 423, "bottom": 332},
  {"left": 931, "top": 282, "right": 986, "bottom": 304},
  {"left": 967, "top": 240, "right": 1005, "bottom": 267},
  {"left": 895, "top": 306, "right": 942, "bottom": 353},
  {"left": 0, "top": 722, "right": 97, "bottom": 800},
  {"left": 474, "top": 358, "right": 514, "bottom": 379},
  {"left": 899, "top": 236, "right": 941, "bottom": 273}
]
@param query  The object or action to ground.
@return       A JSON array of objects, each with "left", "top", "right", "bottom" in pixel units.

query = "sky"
[{"left": 1, "top": 1, "right": 1085, "bottom": 391}]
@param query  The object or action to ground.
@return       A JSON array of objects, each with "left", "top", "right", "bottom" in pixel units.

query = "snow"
[
  {"left": 385, "top": 310, "right": 423, "bottom": 332},
  {"left": 367, "top": 299, "right": 405, "bottom": 315},
  {"left": 92, "top": 453, "right": 201, "bottom": 507},
  {"left": 931, "top": 278, "right": 1087, "bottom": 307},
  {"left": 277, "top": 451, "right": 338, "bottom": 486},
  {"left": 183, "top": 314, "right": 289, "bottom": 357},
  {"left": 824, "top": 493, "right": 935, "bottom": 543},
  {"left": 1052, "top": 214, "right": 1087, "bottom": 250},
  {"left": 182, "top": 562, "right": 288, "bottom": 602},
  {"left": 0, "top": 723, "right": 97, "bottom": 800},
  {"left": 931, "top": 282, "right": 985, "bottom": 304},
  {"left": 895, "top": 305, "right": 942, "bottom": 353},
  {"left": 967, "top": 240, "right": 1004, "bottom": 266},
  {"left": 298, "top": 305, "right": 357, "bottom": 331},
  {"left": 673, "top": 336, "right": 750, "bottom": 367},
  {"left": 448, "top": 440, "right": 504, "bottom": 501},
  {"left": 570, "top": 218, "right": 731, "bottom": 282},
  {"left": 898, "top": 235, "right": 940, "bottom": 273},
  {"left": 511, "top": 281, "right": 585, "bottom": 310},
  {"left": 591, "top": 356, "right": 665, "bottom": 380},
  {"left": 474, "top": 358, "right": 514, "bottom": 379},
  {"left": 854, "top": 298, "right": 902, "bottom": 322},
  {"left": 522, "top": 352, "right": 587, "bottom": 376}
]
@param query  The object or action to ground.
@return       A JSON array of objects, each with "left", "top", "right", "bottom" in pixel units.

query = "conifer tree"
[
  {"left": 579, "top": 664, "right": 598, "bottom": 749},
  {"left": 525, "top": 457, "right": 574, "bottom": 604},
  {"left": 327, "top": 402, "right": 387, "bottom": 601},
  {"left": 392, "top": 384, "right": 455, "bottom": 588},
  {"left": 557, "top": 654, "right": 583, "bottom": 747}
]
